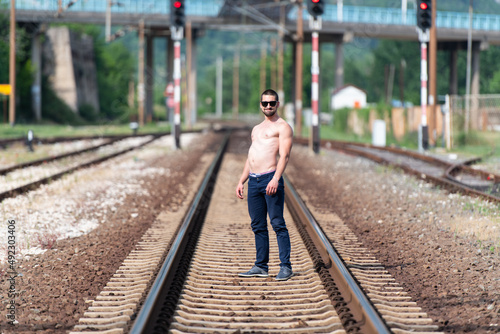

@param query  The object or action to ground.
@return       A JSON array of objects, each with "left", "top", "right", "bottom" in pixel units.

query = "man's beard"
[{"left": 262, "top": 109, "right": 276, "bottom": 117}]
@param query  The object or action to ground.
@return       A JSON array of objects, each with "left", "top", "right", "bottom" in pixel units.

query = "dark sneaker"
[
  {"left": 276, "top": 267, "right": 293, "bottom": 281},
  {"left": 238, "top": 266, "right": 269, "bottom": 278}
]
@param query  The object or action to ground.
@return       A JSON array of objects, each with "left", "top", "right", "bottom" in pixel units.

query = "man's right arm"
[{"left": 236, "top": 159, "right": 250, "bottom": 199}]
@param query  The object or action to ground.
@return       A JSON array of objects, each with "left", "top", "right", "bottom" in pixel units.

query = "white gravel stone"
[{"left": 0, "top": 133, "right": 199, "bottom": 266}]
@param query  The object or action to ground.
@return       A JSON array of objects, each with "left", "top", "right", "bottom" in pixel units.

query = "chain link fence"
[{"left": 450, "top": 94, "right": 500, "bottom": 134}]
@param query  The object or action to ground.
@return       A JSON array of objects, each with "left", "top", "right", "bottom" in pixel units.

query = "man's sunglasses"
[{"left": 261, "top": 101, "right": 278, "bottom": 107}]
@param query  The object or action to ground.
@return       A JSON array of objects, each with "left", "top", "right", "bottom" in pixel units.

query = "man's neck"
[{"left": 265, "top": 114, "right": 280, "bottom": 122}]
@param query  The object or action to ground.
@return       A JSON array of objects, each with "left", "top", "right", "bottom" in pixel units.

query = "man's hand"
[
  {"left": 236, "top": 183, "right": 245, "bottom": 199},
  {"left": 266, "top": 177, "right": 279, "bottom": 196}
]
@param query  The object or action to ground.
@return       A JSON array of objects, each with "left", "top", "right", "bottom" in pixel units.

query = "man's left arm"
[{"left": 266, "top": 123, "right": 293, "bottom": 195}]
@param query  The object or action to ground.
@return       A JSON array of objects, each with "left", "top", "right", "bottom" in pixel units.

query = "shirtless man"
[{"left": 236, "top": 89, "right": 294, "bottom": 281}]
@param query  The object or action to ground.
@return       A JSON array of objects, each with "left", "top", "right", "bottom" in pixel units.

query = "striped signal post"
[
  {"left": 417, "top": 0, "right": 431, "bottom": 151},
  {"left": 171, "top": 0, "right": 185, "bottom": 149},
  {"left": 311, "top": 31, "right": 320, "bottom": 153},
  {"left": 173, "top": 40, "right": 181, "bottom": 149},
  {"left": 307, "top": 0, "right": 323, "bottom": 153},
  {"left": 419, "top": 40, "right": 429, "bottom": 151}
]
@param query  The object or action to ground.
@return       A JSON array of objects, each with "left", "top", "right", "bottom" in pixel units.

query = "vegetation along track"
[
  {"left": 296, "top": 138, "right": 500, "bottom": 204},
  {"left": 70, "top": 131, "right": 441, "bottom": 334},
  {"left": 0, "top": 134, "right": 165, "bottom": 202}
]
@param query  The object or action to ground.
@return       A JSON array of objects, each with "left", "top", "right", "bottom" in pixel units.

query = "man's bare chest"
[{"left": 252, "top": 125, "right": 279, "bottom": 143}]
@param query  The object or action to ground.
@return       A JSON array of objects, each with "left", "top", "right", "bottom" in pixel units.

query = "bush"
[
  {"left": 456, "top": 131, "right": 486, "bottom": 146},
  {"left": 332, "top": 108, "right": 350, "bottom": 133},
  {"left": 41, "top": 76, "right": 85, "bottom": 125},
  {"left": 79, "top": 103, "right": 98, "bottom": 123}
]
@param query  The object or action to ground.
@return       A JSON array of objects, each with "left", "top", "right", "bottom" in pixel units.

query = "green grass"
[
  {"left": 0, "top": 123, "right": 172, "bottom": 139},
  {"left": 299, "top": 125, "right": 373, "bottom": 144}
]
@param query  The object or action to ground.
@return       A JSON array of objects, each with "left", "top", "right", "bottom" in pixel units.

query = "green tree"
[
  {"left": 0, "top": 0, "right": 8, "bottom": 84},
  {"left": 96, "top": 36, "right": 135, "bottom": 121},
  {"left": 51, "top": 24, "right": 136, "bottom": 122},
  {"left": 480, "top": 45, "right": 500, "bottom": 94},
  {"left": 0, "top": 0, "right": 35, "bottom": 123}
]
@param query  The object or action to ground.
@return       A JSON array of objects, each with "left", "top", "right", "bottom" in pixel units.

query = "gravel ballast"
[
  {"left": 0, "top": 131, "right": 498, "bottom": 333},
  {"left": 0, "top": 132, "right": 219, "bottom": 333},
  {"left": 287, "top": 146, "right": 499, "bottom": 333}
]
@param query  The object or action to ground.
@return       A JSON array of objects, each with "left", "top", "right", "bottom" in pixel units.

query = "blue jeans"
[{"left": 247, "top": 171, "right": 291, "bottom": 271}]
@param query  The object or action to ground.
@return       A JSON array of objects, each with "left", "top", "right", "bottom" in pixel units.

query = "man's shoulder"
[
  {"left": 276, "top": 118, "right": 293, "bottom": 134},
  {"left": 252, "top": 121, "right": 265, "bottom": 131},
  {"left": 276, "top": 117, "right": 290, "bottom": 126}
]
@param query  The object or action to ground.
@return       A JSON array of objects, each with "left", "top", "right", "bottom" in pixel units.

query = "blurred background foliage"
[{"left": 1, "top": 0, "right": 500, "bottom": 128}]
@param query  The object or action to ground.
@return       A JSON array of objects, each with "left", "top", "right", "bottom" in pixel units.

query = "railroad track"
[
  {"left": 0, "top": 135, "right": 164, "bottom": 202},
  {"left": 297, "top": 138, "right": 500, "bottom": 204},
  {"left": 70, "top": 132, "right": 441, "bottom": 334},
  {"left": 0, "top": 132, "right": 175, "bottom": 174},
  {"left": 0, "top": 132, "right": 166, "bottom": 149},
  {"left": 0, "top": 138, "right": 119, "bottom": 175}
]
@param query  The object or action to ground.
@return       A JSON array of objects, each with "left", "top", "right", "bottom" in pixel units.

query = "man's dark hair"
[{"left": 261, "top": 89, "right": 279, "bottom": 101}]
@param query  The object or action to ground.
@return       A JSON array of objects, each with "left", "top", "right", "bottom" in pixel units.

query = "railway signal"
[
  {"left": 169, "top": 0, "right": 185, "bottom": 148},
  {"left": 417, "top": 0, "right": 432, "bottom": 30},
  {"left": 307, "top": 0, "right": 324, "bottom": 18},
  {"left": 307, "top": 0, "right": 323, "bottom": 153},
  {"left": 171, "top": 0, "right": 185, "bottom": 29},
  {"left": 416, "top": 0, "right": 432, "bottom": 151}
]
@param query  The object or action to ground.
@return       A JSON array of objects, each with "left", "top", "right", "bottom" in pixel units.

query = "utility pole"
[
  {"left": 337, "top": 0, "right": 343, "bottom": 22},
  {"left": 402, "top": 0, "right": 407, "bottom": 24},
  {"left": 105, "top": 0, "right": 111, "bottom": 42},
  {"left": 270, "top": 38, "right": 277, "bottom": 91},
  {"left": 232, "top": 48, "right": 240, "bottom": 120},
  {"left": 216, "top": 55, "right": 223, "bottom": 118},
  {"left": 260, "top": 43, "right": 267, "bottom": 94},
  {"left": 138, "top": 19, "right": 145, "bottom": 126},
  {"left": 465, "top": 0, "right": 473, "bottom": 133},
  {"left": 9, "top": 0, "right": 16, "bottom": 126},
  {"left": 399, "top": 59, "right": 406, "bottom": 105},
  {"left": 277, "top": 2, "right": 285, "bottom": 117},
  {"left": 294, "top": 0, "right": 303, "bottom": 136},
  {"left": 31, "top": 32, "right": 42, "bottom": 121}
]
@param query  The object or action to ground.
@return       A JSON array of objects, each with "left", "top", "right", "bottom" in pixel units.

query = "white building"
[{"left": 331, "top": 85, "right": 367, "bottom": 110}]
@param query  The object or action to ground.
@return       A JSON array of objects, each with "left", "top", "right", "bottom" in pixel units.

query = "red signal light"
[
  {"left": 174, "top": 1, "right": 182, "bottom": 8},
  {"left": 420, "top": 3, "right": 428, "bottom": 10},
  {"left": 308, "top": 0, "right": 324, "bottom": 17}
]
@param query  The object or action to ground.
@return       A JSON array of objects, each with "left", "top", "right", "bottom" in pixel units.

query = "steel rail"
[
  {"left": 0, "top": 132, "right": 169, "bottom": 147},
  {"left": 0, "top": 134, "right": 163, "bottom": 203},
  {"left": 446, "top": 162, "right": 500, "bottom": 183},
  {"left": 297, "top": 137, "right": 500, "bottom": 204},
  {"left": 129, "top": 132, "right": 230, "bottom": 334},
  {"left": 295, "top": 137, "right": 488, "bottom": 169},
  {"left": 283, "top": 174, "right": 391, "bottom": 334},
  {"left": 0, "top": 137, "right": 123, "bottom": 176},
  {"left": 339, "top": 143, "right": 500, "bottom": 204}
]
